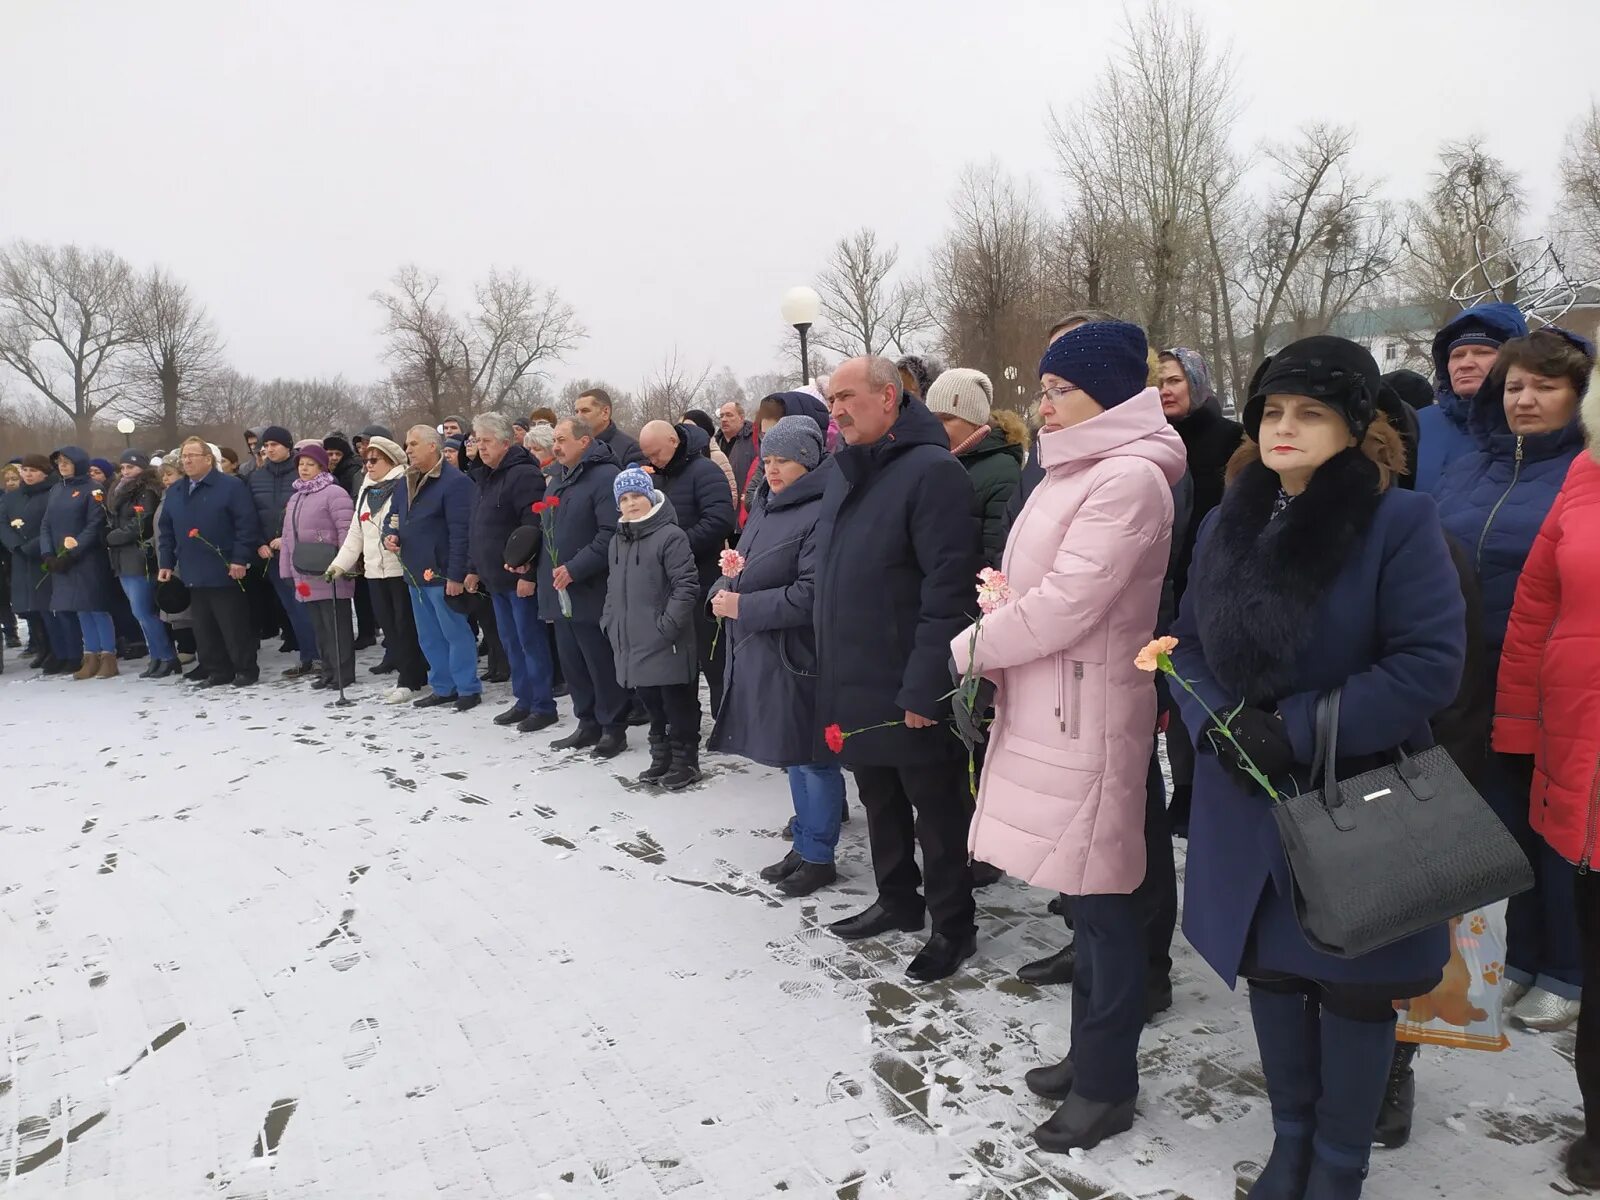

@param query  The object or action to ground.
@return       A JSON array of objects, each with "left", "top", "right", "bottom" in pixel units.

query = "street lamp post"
[
  {"left": 780, "top": 286, "right": 822, "bottom": 385},
  {"left": 116, "top": 417, "right": 136, "bottom": 449}
]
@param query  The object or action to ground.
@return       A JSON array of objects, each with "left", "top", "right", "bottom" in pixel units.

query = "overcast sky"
[{"left": 2, "top": 0, "right": 1597, "bottom": 399}]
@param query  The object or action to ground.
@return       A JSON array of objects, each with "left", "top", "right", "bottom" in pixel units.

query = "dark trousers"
[
  {"left": 1576, "top": 870, "right": 1600, "bottom": 1140},
  {"left": 1487, "top": 752, "right": 1583, "bottom": 998},
  {"left": 306, "top": 597, "right": 354, "bottom": 686},
  {"left": 554, "top": 618, "right": 628, "bottom": 731},
  {"left": 1141, "top": 750, "right": 1178, "bottom": 977},
  {"left": 370, "top": 576, "right": 427, "bottom": 691},
  {"left": 267, "top": 565, "right": 317, "bottom": 666},
  {"left": 245, "top": 560, "right": 281, "bottom": 639},
  {"left": 190, "top": 585, "right": 258, "bottom": 681},
  {"left": 1069, "top": 893, "right": 1147, "bottom": 1103},
  {"left": 693, "top": 599, "right": 725, "bottom": 716},
  {"left": 353, "top": 575, "right": 377, "bottom": 641},
  {"left": 852, "top": 761, "right": 976, "bottom": 939},
  {"left": 638, "top": 683, "right": 701, "bottom": 744},
  {"left": 43, "top": 610, "right": 81, "bottom": 661},
  {"left": 1165, "top": 713, "right": 1196, "bottom": 831},
  {"left": 476, "top": 597, "right": 509, "bottom": 677}
]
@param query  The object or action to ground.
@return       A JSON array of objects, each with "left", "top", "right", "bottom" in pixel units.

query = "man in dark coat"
[
  {"left": 575, "top": 388, "right": 645, "bottom": 468},
  {"left": 464, "top": 412, "right": 557, "bottom": 734},
  {"left": 158, "top": 438, "right": 262, "bottom": 686},
  {"left": 539, "top": 417, "right": 628, "bottom": 756},
  {"left": 814, "top": 355, "right": 982, "bottom": 984},
  {"left": 0, "top": 456, "right": 56, "bottom": 668},
  {"left": 387, "top": 425, "right": 483, "bottom": 711},
  {"left": 715, "top": 401, "right": 758, "bottom": 500},
  {"left": 323, "top": 434, "right": 361, "bottom": 496},
  {"left": 640, "top": 419, "right": 737, "bottom": 715},
  {"left": 248, "top": 425, "right": 320, "bottom": 674}
]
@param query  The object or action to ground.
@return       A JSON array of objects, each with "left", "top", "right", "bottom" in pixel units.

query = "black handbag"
[
  {"left": 1270, "top": 687, "right": 1533, "bottom": 960},
  {"left": 289, "top": 495, "right": 339, "bottom": 577}
]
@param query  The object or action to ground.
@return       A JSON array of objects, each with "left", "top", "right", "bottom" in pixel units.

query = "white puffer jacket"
[{"left": 331, "top": 462, "right": 408, "bottom": 580}]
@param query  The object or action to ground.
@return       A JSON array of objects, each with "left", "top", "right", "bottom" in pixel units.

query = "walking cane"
[{"left": 329, "top": 580, "right": 354, "bottom": 708}]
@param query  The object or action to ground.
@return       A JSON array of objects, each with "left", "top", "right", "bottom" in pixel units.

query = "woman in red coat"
[{"left": 1494, "top": 367, "right": 1600, "bottom": 1190}]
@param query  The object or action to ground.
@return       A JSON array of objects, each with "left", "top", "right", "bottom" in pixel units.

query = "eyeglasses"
[
  {"left": 1035, "top": 384, "right": 1084, "bottom": 405},
  {"left": 363, "top": 456, "right": 383, "bottom": 465}
]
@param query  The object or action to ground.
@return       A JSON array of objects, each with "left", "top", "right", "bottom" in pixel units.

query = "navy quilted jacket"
[{"left": 1434, "top": 327, "right": 1591, "bottom": 654}]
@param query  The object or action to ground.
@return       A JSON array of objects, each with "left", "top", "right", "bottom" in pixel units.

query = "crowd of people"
[{"left": 1, "top": 302, "right": 1598, "bottom": 1199}]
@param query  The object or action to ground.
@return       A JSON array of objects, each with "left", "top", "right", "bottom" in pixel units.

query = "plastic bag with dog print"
[{"left": 1395, "top": 903, "right": 1509, "bottom": 1051}]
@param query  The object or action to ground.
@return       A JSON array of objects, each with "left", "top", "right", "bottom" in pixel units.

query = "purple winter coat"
[{"left": 280, "top": 472, "right": 355, "bottom": 601}]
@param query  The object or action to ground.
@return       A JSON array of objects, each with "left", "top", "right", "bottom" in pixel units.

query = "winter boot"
[
  {"left": 1372, "top": 1041, "right": 1417, "bottom": 1149},
  {"left": 96, "top": 651, "right": 120, "bottom": 678},
  {"left": 659, "top": 740, "right": 702, "bottom": 791},
  {"left": 1567, "top": 1136, "right": 1600, "bottom": 1190},
  {"left": 149, "top": 658, "right": 178, "bottom": 679},
  {"left": 40, "top": 654, "right": 66, "bottom": 675},
  {"left": 637, "top": 734, "right": 672, "bottom": 784},
  {"left": 28, "top": 647, "right": 49, "bottom": 670},
  {"left": 1245, "top": 985, "right": 1320, "bottom": 1199},
  {"left": 1303, "top": 1011, "right": 1402, "bottom": 1200},
  {"left": 73, "top": 653, "right": 101, "bottom": 680},
  {"left": 138, "top": 656, "right": 161, "bottom": 679}
]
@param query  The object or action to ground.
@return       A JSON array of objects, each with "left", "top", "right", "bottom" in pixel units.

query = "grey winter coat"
[
  {"left": 707, "top": 459, "right": 833, "bottom": 768},
  {"left": 601, "top": 495, "right": 699, "bottom": 687}
]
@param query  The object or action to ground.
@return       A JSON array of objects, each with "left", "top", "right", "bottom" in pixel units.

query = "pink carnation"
[
  {"left": 719, "top": 549, "right": 746, "bottom": 578},
  {"left": 975, "top": 567, "right": 1011, "bottom": 615}
]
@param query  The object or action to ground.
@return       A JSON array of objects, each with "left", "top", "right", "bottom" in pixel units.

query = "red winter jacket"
[{"left": 1494, "top": 441, "right": 1600, "bottom": 867}]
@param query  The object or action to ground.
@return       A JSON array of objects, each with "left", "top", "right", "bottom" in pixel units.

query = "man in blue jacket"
[
  {"left": 386, "top": 425, "right": 482, "bottom": 712},
  {"left": 540, "top": 417, "right": 628, "bottom": 757},
  {"left": 465, "top": 412, "right": 557, "bottom": 734},
  {"left": 158, "top": 437, "right": 262, "bottom": 686},
  {"left": 640, "top": 419, "right": 737, "bottom": 715},
  {"left": 814, "top": 356, "right": 983, "bottom": 984},
  {"left": 1417, "top": 301, "right": 1528, "bottom": 493}
]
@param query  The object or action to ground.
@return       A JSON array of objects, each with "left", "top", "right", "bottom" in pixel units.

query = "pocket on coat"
[{"left": 994, "top": 730, "right": 1105, "bottom": 775}]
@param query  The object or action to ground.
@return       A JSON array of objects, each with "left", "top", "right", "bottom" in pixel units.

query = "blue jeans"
[
  {"left": 490, "top": 589, "right": 555, "bottom": 715},
  {"left": 268, "top": 563, "right": 318, "bottom": 666},
  {"left": 119, "top": 575, "right": 174, "bottom": 660},
  {"left": 787, "top": 763, "right": 845, "bottom": 865},
  {"left": 77, "top": 610, "right": 116, "bottom": 653},
  {"left": 43, "top": 610, "right": 82, "bottom": 660},
  {"left": 408, "top": 585, "right": 482, "bottom": 698}
]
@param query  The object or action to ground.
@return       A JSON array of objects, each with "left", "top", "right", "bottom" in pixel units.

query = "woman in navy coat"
[
  {"left": 1171, "top": 338, "right": 1465, "bottom": 1199},
  {"left": 40, "top": 446, "right": 120, "bottom": 678}
]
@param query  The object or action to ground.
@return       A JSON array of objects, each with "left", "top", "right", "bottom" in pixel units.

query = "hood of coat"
[
  {"left": 111, "top": 467, "right": 161, "bottom": 502},
  {"left": 836, "top": 395, "right": 949, "bottom": 484},
  {"left": 660, "top": 422, "right": 710, "bottom": 477},
  {"left": 1037, "top": 387, "right": 1187, "bottom": 486},
  {"left": 51, "top": 445, "right": 91, "bottom": 481},
  {"left": 1432, "top": 301, "right": 1529, "bottom": 424},
  {"left": 1466, "top": 324, "right": 1592, "bottom": 464},
  {"left": 1166, "top": 346, "right": 1222, "bottom": 420},
  {"left": 617, "top": 493, "right": 680, "bottom": 542},
  {"left": 959, "top": 424, "right": 1026, "bottom": 467},
  {"left": 766, "top": 391, "right": 831, "bottom": 439},
  {"left": 759, "top": 454, "right": 835, "bottom": 513}
]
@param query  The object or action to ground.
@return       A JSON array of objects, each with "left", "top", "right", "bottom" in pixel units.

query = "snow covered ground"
[{"left": 0, "top": 648, "right": 1586, "bottom": 1199}]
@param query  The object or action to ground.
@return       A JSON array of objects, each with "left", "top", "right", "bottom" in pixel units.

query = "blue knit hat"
[
  {"left": 613, "top": 466, "right": 658, "bottom": 507},
  {"left": 89, "top": 457, "right": 116, "bottom": 478},
  {"left": 1037, "top": 320, "right": 1150, "bottom": 408}
]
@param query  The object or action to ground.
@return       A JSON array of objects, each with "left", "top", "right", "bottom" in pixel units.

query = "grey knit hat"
[
  {"left": 924, "top": 368, "right": 994, "bottom": 426},
  {"left": 760, "top": 415, "right": 823, "bottom": 470}
]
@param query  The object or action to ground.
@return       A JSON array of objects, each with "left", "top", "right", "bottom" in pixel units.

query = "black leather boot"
[
  {"left": 659, "top": 740, "right": 701, "bottom": 790},
  {"left": 637, "top": 735, "right": 672, "bottom": 784}
]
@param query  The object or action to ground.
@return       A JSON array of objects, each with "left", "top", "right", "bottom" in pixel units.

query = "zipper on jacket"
[
  {"left": 1069, "top": 662, "right": 1083, "bottom": 739},
  {"left": 1579, "top": 752, "right": 1600, "bottom": 874},
  {"left": 1475, "top": 436, "right": 1524, "bottom": 574},
  {"left": 1055, "top": 656, "right": 1065, "bottom": 732}
]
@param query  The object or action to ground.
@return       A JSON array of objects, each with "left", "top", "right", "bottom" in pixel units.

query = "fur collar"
[
  {"left": 1193, "top": 448, "right": 1384, "bottom": 704},
  {"left": 1587, "top": 363, "right": 1600, "bottom": 465}
]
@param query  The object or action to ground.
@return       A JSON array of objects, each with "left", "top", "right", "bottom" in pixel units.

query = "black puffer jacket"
[
  {"left": 814, "top": 397, "right": 981, "bottom": 766},
  {"left": 103, "top": 470, "right": 164, "bottom": 578}
]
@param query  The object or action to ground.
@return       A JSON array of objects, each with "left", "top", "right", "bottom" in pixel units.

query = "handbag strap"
[{"left": 1310, "top": 687, "right": 1343, "bottom": 807}]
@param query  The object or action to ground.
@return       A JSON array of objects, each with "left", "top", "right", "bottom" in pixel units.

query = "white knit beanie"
[{"left": 924, "top": 368, "right": 994, "bottom": 426}]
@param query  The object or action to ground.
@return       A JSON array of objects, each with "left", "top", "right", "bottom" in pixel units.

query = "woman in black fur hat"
[{"left": 1169, "top": 336, "right": 1467, "bottom": 1199}]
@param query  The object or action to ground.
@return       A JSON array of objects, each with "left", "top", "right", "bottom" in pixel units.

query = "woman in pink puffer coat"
[{"left": 951, "top": 321, "right": 1185, "bottom": 1156}]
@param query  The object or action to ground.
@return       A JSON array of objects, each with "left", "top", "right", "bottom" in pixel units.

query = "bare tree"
[
  {"left": 929, "top": 161, "right": 1054, "bottom": 390},
  {"left": 1241, "top": 125, "right": 1394, "bottom": 361},
  {"left": 1559, "top": 102, "right": 1600, "bottom": 274},
  {"left": 189, "top": 367, "right": 262, "bottom": 433},
  {"left": 741, "top": 371, "right": 792, "bottom": 402},
  {"left": 813, "top": 228, "right": 931, "bottom": 357},
  {"left": 636, "top": 350, "right": 713, "bottom": 425},
  {"left": 254, "top": 376, "right": 372, "bottom": 439},
  {"left": 1049, "top": 1, "right": 1238, "bottom": 346},
  {"left": 0, "top": 242, "right": 139, "bottom": 443},
  {"left": 373, "top": 265, "right": 465, "bottom": 423},
  {"left": 556, "top": 377, "right": 635, "bottom": 423},
  {"left": 126, "top": 268, "right": 224, "bottom": 447},
  {"left": 699, "top": 367, "right": 746, "bottom": 415},
  {"left": 1399, "top": 138, "right": 1529, "bottom": 326}
]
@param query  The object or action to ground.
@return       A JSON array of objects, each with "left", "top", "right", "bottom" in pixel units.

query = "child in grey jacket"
[{"left": 603, "top": 467, "right": 701, "bottom": 789}]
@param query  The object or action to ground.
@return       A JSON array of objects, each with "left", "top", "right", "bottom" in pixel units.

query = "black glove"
[
  {"left": 1210, "top": 706, "right": 1294, "bottom": 787},
  {"left": 951, "top": 678, "right": 996, "bottom": 752}
]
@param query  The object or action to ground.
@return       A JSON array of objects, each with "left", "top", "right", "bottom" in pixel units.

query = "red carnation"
[
  {"left": 133, "top": 505, "right": 145, "bottom": 514},
  {"left": 531, "top": 500, "right": 545, "bottom": 514},
  {"left": 824, "top": 724, "right": 845, "bottom": 754},
  {"left": 296, "top": 581, "right": 311, "bottom": 598},
  {"left": 546, "top": 496, "right": 560, "bottom": 509},
  {"left": 360, "top": 511, "right": 371, "bottom": 522},
  {"left": 187, "top": 528, "right": 199, "bottom": 538}
]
